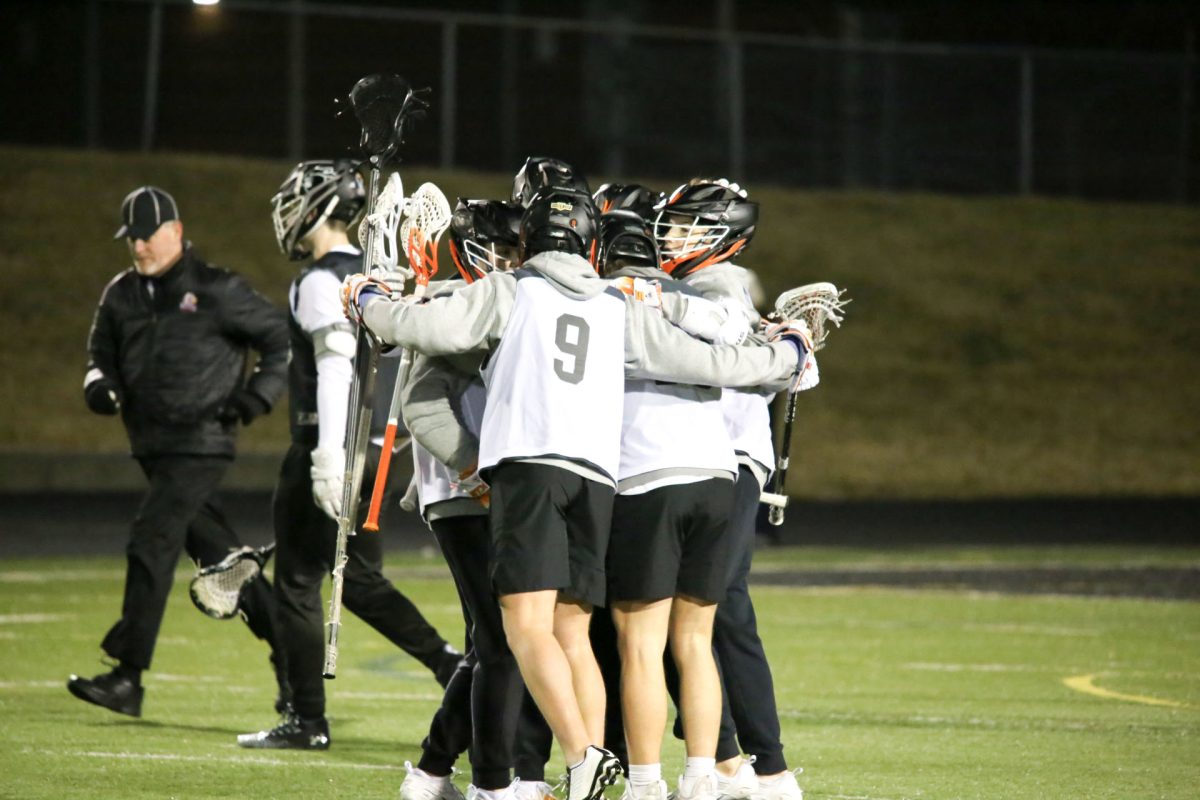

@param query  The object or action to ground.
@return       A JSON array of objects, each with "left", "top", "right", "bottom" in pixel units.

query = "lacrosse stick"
[
  {"left": 760, "top": 282, "right": 850, "bottom": 526},
  {"left": 363, "top": 182, "right": 452, "bottom": 532},
  {"left": 326, "top": 73, "right": 428, "bottom": 680},
  {"left": 189, "top": 543, "right": 276, "bottom": 620}
]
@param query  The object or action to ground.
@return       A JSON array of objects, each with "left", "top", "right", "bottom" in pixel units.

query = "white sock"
[
  {"left": 683, "top": 758, "right": 715, "bottom": 780},
  {"left": 628, "top": 763, "right": 662, "bottom": 788},
  {"left": 472, "top": 788, "right": 502, "bottom": 800}
]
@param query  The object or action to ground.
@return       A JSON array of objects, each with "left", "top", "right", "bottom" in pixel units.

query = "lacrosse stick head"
[
  {"left": 448, "top": 198, "right": 522, "bottom": 283},
  {"left": 653, "top": 179, "right": 758, "bottom": 278},
  {"left": 271, "top": 160, "right": 366, "bottom": 261},
  {"left": 359, "top": 171, "right": 409, "bottom": 278},
  {"left": 188, "top": 544, "right": 275, "bottom": 620},
  {"left": 512, "top": 156, "right": 590, "bottom": 208},
  {"left": 346, "top": 74, "right": 430, "bottom": 166},
  {"left": 403, "top": 182, "right": 452, "bottom": 294},
  {"left": 772, "top": 282, "right": 850, "bottom": 352}
]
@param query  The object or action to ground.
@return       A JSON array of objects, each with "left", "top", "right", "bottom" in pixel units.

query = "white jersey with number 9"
[{"left": 479, "top": 272, "right": 626, "bottom": 483}]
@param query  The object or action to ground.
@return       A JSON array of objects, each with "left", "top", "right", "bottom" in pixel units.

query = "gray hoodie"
[{"left": 364, "top": 251, "right": 800, "bottom": 389}]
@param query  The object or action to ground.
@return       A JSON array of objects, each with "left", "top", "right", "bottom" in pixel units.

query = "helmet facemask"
[{"left": 653, "top": 181, "right": 757, "bottom": 277}]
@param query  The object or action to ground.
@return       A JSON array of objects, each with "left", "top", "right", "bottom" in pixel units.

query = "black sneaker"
[
  {"left": 237, "top": 712, "right": 330, "bottom": 750},
  {"left": 67, "top": 669, "right": 144, "bottom": 717}
]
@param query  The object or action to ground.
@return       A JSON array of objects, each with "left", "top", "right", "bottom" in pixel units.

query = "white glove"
[
  {"left": 451, "top": 467, "right": 490, "bottom": 508},
  {"left": 310, "top": 447, "right": 346, "bottom": 521},
  {"left": 793, "top": 350, "right": 820, "bottom": 392},
  {"left": 765, "top": 318, "right": 817, "bottom": 394},
  {"left": 714, "top": 296, "right": 752, "bottom": 346}
]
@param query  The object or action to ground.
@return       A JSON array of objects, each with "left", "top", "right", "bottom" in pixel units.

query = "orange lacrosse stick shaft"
[{"left": 362, "top": 421, "right": 398, "bottom": 532}]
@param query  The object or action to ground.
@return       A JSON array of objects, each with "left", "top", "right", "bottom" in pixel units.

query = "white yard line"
[
  {"left": 35, "top": 749, "right": 404, "bottom": 771},
  {"left": 0, "top": 613, "right": 73, "bottom": 624}
]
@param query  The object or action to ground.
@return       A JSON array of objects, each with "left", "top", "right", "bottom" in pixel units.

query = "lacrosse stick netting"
[
  {"left": 358, "top": 170, "right": 410, "bottom": 282},
  {"left": 189, "top": 544, "right": 275, "bottom": 620},
  {"left": 402, "top": 182, "right": 452, "bottom": 297},
  {"left": 771, "top": 281, "right": 849, "bottom": 352}
]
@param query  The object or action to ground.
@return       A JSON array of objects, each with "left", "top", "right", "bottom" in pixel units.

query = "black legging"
[
  {"left": 418, "top": 512, "right": 524, "bottom": 790},
  {"left": 272, "top": 443, "right": 458, "bottom": 720}
]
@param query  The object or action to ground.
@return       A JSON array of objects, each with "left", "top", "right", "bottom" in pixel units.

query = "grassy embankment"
[{"left": 1, "top": 145, "right": 1197, "bottom": 498}]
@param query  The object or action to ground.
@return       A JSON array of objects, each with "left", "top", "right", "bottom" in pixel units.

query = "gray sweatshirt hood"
[{"left": 522, "top": 251, "right": 608, "bottom": 301}]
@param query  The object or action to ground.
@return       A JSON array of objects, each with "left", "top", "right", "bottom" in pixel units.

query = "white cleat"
[
  {"left": 715, "top": 757, "right": 758, "bottom": 800},
  {"left": 622, "top": 780, "right": 669, "bottom": 800},
  {"left": 400, "top": 762, "right": 467, "bottom": 800},
  {"left": 755, "top": 771, "right": 803, "bottom": 800},
  {"left": 510, "top": 780, "right": 559, "bottom": 800},
  {"left": 567, "top": 746, "right": 623, "bottom": 800},
  {"left": 676, "top": 773, "right": 719, "bottom": 800}
]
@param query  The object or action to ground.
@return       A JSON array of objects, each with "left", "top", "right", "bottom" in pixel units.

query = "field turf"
[{"left": 2, "top": 546, "right": 1197, "bottom": 799}]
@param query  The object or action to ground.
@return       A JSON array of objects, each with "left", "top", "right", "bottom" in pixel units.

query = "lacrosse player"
[
  {"left": 343, "top": 187, "right": 811, "bottom": 800},
  {"left": 396, "top": 198, "right": 527, "bottom": 800},
  {"left": 653, "top": 179, "right": 805, "bottom": 800},
  {"left": 237, "top": 161, "right": 462, "bottom": 750},
  {"left": 68, "top": 186, "right": 292, "bottom": 719}
]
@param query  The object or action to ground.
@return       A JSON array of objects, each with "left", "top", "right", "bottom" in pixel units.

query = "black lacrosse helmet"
[
  {"left": 519, "top": 187, "right": 600, "bottom": 265},
  {"left": 512, "top": 157, "right": 590, "bottom": 208},
  {"left": 448, "top": 198, "right": 523, "bottom": 283},
  {"left": 593, "top": 183, "right": 663, "bottom": 220},
  {"left": 653, "top": 180, "right": 759, "bottom": 278},
  {"left": 598, "top": 210, "right": 660, "bottom": 278},
  {"left": 271, "top": 159, "right": 366, "bottom": 260}
]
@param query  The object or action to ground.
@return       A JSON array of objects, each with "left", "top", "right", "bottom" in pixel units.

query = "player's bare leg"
[
  {"left": 501, "top": 589, "right": 591, "bottom": 764},
  {"left": 611, "top": 598, "right": 672, "bottom": 765},
  {"left": 669, "top": 594, "right": 721, "bottom": 758},
  {"left": 554, "top": 596, "right": 605, "bottom": 747}
]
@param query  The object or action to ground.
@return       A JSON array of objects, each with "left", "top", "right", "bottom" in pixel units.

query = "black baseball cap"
[{"left": 113, "top": 186, "right": 180, "bottom": 240}]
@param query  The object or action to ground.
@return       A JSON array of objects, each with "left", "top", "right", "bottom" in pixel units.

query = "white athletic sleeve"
[{"left": 297, "top": 271, "right": 354, "bottom": 451}]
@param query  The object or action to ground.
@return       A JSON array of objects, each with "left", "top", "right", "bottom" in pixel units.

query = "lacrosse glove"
[
  {"left": 84, "top": 376, "right": 121, "bottom": 416},
  {"left": 218, "top": 389, "right": 269, "bottom": 425},
  {"left": 453, "top": 466, "right": 490, "bottom": 508},
  {"left": 311, "top": 447, "right": 345, "bottom": 521},
  {"left": 340, "top": 273, "right": 394, "bottom": 321},
  {"left": 766, "top": 319, "right": 817, "bottom": 393}
]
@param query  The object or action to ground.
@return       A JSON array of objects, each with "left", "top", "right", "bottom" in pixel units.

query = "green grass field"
[{"left": 3, "top": 546, "right": 1198, "bottom": 800}]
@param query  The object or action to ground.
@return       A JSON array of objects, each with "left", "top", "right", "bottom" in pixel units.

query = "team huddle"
[{"left": 71, "top": 156, "right": 824, "bottom": 800}]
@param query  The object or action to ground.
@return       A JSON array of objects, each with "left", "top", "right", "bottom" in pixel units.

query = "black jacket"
[{"left": 86, "top": 246, "right": 288, "bottom": 457}]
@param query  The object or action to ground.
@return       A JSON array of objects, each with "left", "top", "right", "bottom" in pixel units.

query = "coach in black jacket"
[{"left": 68, "top": 186, "right": 291, "bottom": 718}]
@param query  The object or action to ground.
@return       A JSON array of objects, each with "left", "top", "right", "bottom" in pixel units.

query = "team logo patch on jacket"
[{"left": 179, "top": 291, "right": 199, "bottom": 312}]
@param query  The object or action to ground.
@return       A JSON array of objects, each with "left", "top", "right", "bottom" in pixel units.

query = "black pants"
[
  {"left": 710, "top": 466, "right": 786, "bottom": 774},
  {"left": 418, "top": 514, "right": 524, "bottom": 789},
  {"left": 272, "top": 442, "right": 457, "bottom": 719},
  {"left": 101, "top": 455, "right": 283, "bottom": 675}
]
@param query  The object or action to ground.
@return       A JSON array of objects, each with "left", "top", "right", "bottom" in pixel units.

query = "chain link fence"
[{"left": 6, "top": 0, "right": 1196, "bottom": 203}]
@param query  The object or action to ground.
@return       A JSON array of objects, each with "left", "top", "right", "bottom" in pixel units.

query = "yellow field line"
[{"left": 1062, "top": 674, "right": 1196, "bottom": 710}]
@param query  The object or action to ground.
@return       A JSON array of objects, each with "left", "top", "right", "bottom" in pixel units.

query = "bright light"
[{"left": 193, "top": 0, "right": 220, "bottom": 6}]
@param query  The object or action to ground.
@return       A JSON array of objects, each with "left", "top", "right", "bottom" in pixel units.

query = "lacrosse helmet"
[
  {"left": 271, "top": 160, "right": 366, "bottom": 260},
  {"left": 519, "top": 188, "right": 600, "bottom": 265},
  {"left": 512, "top": 157, "right": 590, "bottom": 208},
  {"left": 593, "top": 183, "right": 663, "bottom": 220},
  {"left": 448, "top": 199, "right": 523, "bottom": 283},
  {"left": 653, "top": 179, "right": 758, "bottom": 278},
  {"left": 598, "top": 210, "right": 660, "bottom": 278}
]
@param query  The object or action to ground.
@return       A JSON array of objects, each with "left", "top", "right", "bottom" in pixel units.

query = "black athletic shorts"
[
  {"left": 607, "top": 477, "right": 735, "bottom": 604},
  {"left": 488, "top": 461, "right": 616, "bottom": 608}
]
